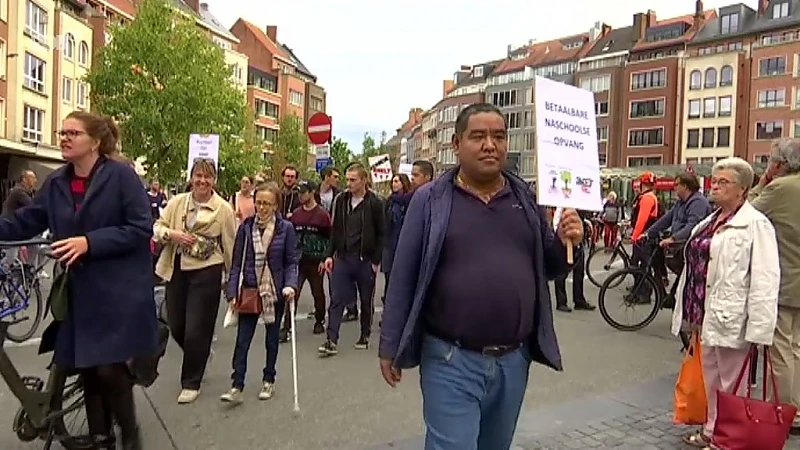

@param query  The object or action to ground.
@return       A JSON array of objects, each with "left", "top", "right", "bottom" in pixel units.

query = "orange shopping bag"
[{"left": 673, "top": 331, "right": 707, "bottom": 425}]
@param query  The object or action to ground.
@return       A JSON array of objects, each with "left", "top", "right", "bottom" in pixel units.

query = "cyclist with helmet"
[{"left": 628, "top": 172, "right": 664, "bottom": 302}]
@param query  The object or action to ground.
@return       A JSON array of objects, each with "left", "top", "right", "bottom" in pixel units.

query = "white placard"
[
  {"left": 315, "top": 144, "right": 330, "bottom": 159},
  {"left": 398, "top": 163, "right": 413, "bottom": 175},
  {"left": 534, "top": 76, "right": 603, "bottom": 211},
  {"left": 187, "top": 134, "right": 220, "bottom": 180},
  {"left": 368, "top": 153, "right": 393, "bottom": 183}
]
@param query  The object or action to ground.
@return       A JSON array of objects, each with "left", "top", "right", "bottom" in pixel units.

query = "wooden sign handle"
[{"left": 565, "top": 239, "right": 574, "bottom": 265}]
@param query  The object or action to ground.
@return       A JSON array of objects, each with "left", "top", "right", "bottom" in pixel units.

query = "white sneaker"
[
  {"left": 220, "top": 388, "right": 243, "bottom": 404},
  {"left": 177, "top": 389, "right": 199, "bottom": 404},
  {"left": 37, "top": 270, "right": 49, "bottom": 279},
  {"left": 258, "top": 382, "right": 275, "bottom": 400}
]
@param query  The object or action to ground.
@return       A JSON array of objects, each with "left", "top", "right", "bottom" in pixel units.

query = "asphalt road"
[{"left": 0, "top": 259, "right": 683, "bottom": 450}]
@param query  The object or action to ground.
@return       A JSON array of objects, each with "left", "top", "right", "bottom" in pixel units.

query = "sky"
[{"left": 208, "top": 0, "right": 741, "bottom": 153}]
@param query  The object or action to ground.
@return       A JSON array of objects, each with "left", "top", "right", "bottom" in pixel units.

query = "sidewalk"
[{"left": 371, "top": 374, "right": 800, "bottom": 449}]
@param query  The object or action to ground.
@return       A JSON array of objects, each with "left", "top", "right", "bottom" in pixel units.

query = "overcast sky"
[{"left": 208, "top": 0, "right": 738, "bottom": 153}]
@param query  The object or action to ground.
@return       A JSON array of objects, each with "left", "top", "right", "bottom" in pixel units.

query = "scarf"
[
  {"left": 389, "top": 192, "right": 406, "bottom": 227},
  {"left": 251, "top": 214, "right": 278, "bottom": 324}
]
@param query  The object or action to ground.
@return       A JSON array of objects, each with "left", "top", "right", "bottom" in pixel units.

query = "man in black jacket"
[{"left": 319, "top": 162, "right": 385, "bottom": 356}]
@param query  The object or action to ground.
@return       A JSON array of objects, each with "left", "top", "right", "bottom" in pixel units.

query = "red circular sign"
[{"left": 307, "top": 113, "right": 332, "bottom": 145}]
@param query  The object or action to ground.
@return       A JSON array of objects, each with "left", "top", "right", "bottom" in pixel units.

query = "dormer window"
[
  {"left": 601, "top": 40, "right": 613, "bottom": 51},
  {"left": 720, "top": 13, "right": 740, "bottom": 33},
  {"left": 473, "top": 66, "right": 484, "bottom": 77},
  {"left": 773, "top": 1, "right": 790, "bottom": 19}
]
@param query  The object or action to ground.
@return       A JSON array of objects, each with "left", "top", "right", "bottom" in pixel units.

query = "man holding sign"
[{"left": 379, "top": 103, "right": 584, "bottom": 450}]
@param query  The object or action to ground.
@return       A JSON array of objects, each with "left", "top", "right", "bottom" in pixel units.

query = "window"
[
  {"left": 491, "top": 90, "right": 519, "bottom": 107},
  {"left": 702, "top": 128, "right": 715, "bottom": 147},
  {"left": 505, "top": 112, "right": 521, "bottom": 129},
  {"left": 759, "top": 57, "right": 786, "bottom": 76},
  {"left": 599, "top": 152, "right": 607, "bottom": 167},
  {"left": 717, "top": 126, "right": 730, "bottom": 146},
  {"left": 689, "top": 70, "right": 702, "bottom": 89},
  {"left": 687, "top": 129, "right": 700, "bottom": 148},
  {"left": 23, "top": 53, "right": 45, "bottom": 93},
  {"left": 773, "top": 1, "right": 790, "bottom": 19},
  {"left": 595, "top": 101, "right": 608, "bottom": 116},
  {"left": 289, "top": 89, "right": 303, "bottom": 106},
  {"left": 523, "top": 110, "right": 532, "bottom": 127},
  {"left": 25, "top": 1, "right": 47, "bottom": 42},
  {"left": 703, "top": 98, "right": 716, "bottom": 117},
  {"left": 756, "top": 121, "right": 783, "bottom": 140},
  {"left": 704, "top": 68, "right": 717, "bottom": 88},
  {"left": 758, "top": 89, "right": 785, "bottom": 108},
  {"left": 473, "top": 66, "right": 483, "bottom": 77},
  {"left": 63, "top": 33, "right": 74, "bottom": 59},
  {"left": 256, "top": 126, "right": 278, "bottom": 143},
  {"left": 78, "top": 41, "right": 89, "bottom": 65},
  {"left": 721, "top": 13, "right": 740, "bottom": 33},
  {"left": 686, "top": 158, "right": 699, "bottom": 165},
  {"left": 688, "top": 99, "right": 701, "bottom": 118},
  {"left": 628, "top": 128, "right": 664, "bottom": 146},
  {"left": 720, "top": 65, "right": 733, "bottom": 86},
  {"left": 628, "top": 156, "right": 663, "bottom": 167},
  {"left": 630, "top": 68, "right": 666, "bottom": 90},
  {"left": 22, "top": 105, "right": 44, "bottom": 142},
  {"left": 579, "top": 74, "right": 611, "bottom": 93},
  {"left": 597, "top": 126, "right": 608, "bottom": 142},
  {"left": 629, "top": 99, "right": 665, "bottom": 118},
  {"left": 61, "top": 77, "right": 72, "bottom": 102},
  {"left": 718, "top": 96, "right": 732, "bottom": 116},
  {"left": 76, "top": 82, "right": 86, "bottom": 107}
]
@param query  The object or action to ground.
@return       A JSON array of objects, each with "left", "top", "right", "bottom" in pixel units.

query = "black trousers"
[
  {"left": 165, "top": 257, "right": 223, "bottom": 390},
  {"left": 284, "top": 258, "right": 327, "bottom": 328},
  {"left": 81, "top": 363, "right": 138, "bottom": 444},
  {"left": 631, "top": 242, "right": 667, "bottom": 299},
  {"left": 554, "top": 250, "right": 587, "bottom": 307}
]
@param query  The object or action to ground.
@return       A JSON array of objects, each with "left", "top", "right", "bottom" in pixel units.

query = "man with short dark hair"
[
  {"left": 316, "top": 166, "right": 341, "bottom": 213},
  {"left": 2, "top": 170, "right": 38, "bottom": 265},
  {"left": 379, "top": 103, "right": 584, "bottom": 449},
  {"left": 411, "top": 160, "right": 434, "bottom": 189},
  {"left": 643, "top": 172, "right": 710, "bottom": 246},
  {"left": 280, "top": 165, "right": 301, "bottom": 219}
]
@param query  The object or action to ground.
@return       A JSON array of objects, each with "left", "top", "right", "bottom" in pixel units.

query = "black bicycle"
[
  {"left": 586, "top": 221, "right": 632, "bottom": 289},
  {"left": 0, "top": 238, "right": 52, "bottom": 342}
]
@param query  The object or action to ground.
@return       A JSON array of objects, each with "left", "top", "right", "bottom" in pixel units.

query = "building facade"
[{"left": 417, "top": 108, "right": 437, "bottom": 163}]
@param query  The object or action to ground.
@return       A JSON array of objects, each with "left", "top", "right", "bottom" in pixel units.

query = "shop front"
[{"left": 0, "top": 138, "right": 64, "bottom": 198}]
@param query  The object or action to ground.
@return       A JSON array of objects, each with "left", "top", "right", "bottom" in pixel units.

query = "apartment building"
[
  {"left": 384, "top": 108, "right": 423, "bottom": 169},
  {"left": 576, "top": 25, "right": 634, "bottom": 168},
  {"left": 417, "top": 108, "right": 437, "bottom": 163},
  {"left": 485, "top": 24, "right": 603, "bottom": 181},
  {"left": 409, "top": 124, "right": 422, "bottom": 164},
  {"left": 620, "top": 5, "right": 716, "bottom": 168}
]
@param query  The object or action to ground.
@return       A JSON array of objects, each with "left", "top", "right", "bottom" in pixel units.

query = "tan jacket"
[
  {"left": 154, "top": 192, "right": 236, "bottom": 282},
  {"left": 749, "top": 173, "right": 800, "bottom": 308}
]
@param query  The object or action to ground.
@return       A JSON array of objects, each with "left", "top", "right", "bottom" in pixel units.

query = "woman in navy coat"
[{"left": 0, "top": 111, "right": 156, "bottom": 449}]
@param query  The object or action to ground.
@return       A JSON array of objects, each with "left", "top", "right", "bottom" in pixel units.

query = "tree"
[
  {"left": 269, "top": 114, "right": 309, "bottom": 177},
  {"left": 357, "top": 132, "right": 379, "bottom": 167},
  {"left": 329, "top": 137, "right": 353, "bottom": 173},
  {"left": 85, "top": 0, "right": 262, "bottom": 194}
]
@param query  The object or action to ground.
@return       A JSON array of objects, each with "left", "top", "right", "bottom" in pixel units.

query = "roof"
[
  {"left": 196, "top": 3, "right": 238, "bottom": 42},
  {"left": 582, "top": 26, "right": 636, "bottom": 57},
  {"left": 749, "top": 0, "right": 800, "bottom": 33},
  {"left": 454, "top": 59, "right": 503, "bottom": 86},
  {"left": 493, "top": 33, "right": 590, "bottom": 75},
  {"left": 280, "top": 44, "right": 316, "bottom": 81},
  {"left": 691, "top": 4, "right": 758, "bottom": 44},
  {"left": 632, "top": 10, "right": 717, "bottom": 52},
  {"left": 236, "top": 19, "right": 291, "bottom": 62},
  {"left": 106, "top": 0, "right": 136, "bottom": 17}
]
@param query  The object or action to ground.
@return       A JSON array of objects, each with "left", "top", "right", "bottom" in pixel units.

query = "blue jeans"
[
  {"left": 231, "top": 306, "right": 284, "bottom": 389},
  {"left": 419, "top": 335, "right": 531, "bottom": 450}
]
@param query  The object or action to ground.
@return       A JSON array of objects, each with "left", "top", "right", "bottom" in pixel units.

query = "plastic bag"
[
  {"left": 673, "top": 331, "right": 707, "bottom": 425},
  {"left": 223, "top": 303, "right": 238, "bottom": 328}
]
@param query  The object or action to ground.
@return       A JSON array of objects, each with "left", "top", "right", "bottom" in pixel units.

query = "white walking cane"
[{"left": 289, "top": 300, "right": 300, "bottom": 415}]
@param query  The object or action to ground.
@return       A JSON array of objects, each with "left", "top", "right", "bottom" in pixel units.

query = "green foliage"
[
  {"left": 84, "top": 0, "right": 261, "bottom": 192},
  {"left": 269, "top": 114, "right": 309, "bottom": 176},
  {"left": 328, "top": 137, "right": 353, "bottom": 173}
]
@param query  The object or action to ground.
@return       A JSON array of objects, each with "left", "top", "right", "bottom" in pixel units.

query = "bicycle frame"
[{"left": 0, "top": 249, "right": 46, "bottom": 319}]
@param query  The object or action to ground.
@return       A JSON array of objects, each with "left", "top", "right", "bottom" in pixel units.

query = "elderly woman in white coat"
[{"left": 673, "top": 157, "right": 780, "bottom": 449}]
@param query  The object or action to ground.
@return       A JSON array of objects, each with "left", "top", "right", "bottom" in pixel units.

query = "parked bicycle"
[
  {"left": 0, "top": 238, "right": 53, "bottom": 343},
  {"left": 586, "top": 220, "right": 632, "bottom": 289}
]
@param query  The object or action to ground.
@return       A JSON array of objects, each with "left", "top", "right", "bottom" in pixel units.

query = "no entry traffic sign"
[{"left": 307, "top": 113, "right": 332, "bottom": 145}]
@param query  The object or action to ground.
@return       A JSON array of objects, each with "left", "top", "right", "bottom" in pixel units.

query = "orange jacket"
[{"left": 632, "top": 191, "right": 658, "bottom": 240}]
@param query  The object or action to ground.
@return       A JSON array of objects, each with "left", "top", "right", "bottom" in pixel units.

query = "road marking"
[
  {"left": 3, "top": 337, "right": 41, "bottom": 348},
  {"left": 308, "top": 124, "right": 332, "bottom": 133}
]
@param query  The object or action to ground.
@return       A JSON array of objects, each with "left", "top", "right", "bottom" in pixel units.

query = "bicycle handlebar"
[{"left": 0, "top": 239, "right": 51, "bottom": 249}]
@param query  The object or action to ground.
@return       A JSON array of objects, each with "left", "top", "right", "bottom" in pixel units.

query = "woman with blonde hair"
[{"left": 154, "top": 159, "right": 236, "bottom": 404}]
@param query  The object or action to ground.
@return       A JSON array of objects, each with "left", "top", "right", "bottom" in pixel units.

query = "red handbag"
[{"left": 712, "top": 346, "right": 797, "bottom": 450}]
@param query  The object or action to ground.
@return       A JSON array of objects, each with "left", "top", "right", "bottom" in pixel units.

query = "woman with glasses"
[
  {"left": 220, "top": 182, "right": 298, "bottom": 404},
  {"left": 154, "top": 159, "right": 236, "bottom": 404}
]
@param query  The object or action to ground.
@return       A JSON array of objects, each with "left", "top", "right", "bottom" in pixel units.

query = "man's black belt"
[{"left": 429, "top": 330, "right": 522, "bottom": 358}]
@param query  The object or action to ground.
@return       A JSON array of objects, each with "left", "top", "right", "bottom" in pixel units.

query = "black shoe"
[
  {"left": 557, "top": 304, "right": 572, "bottom": 312},
  {"left": 120, "top": 427, "right": 142, "bottom": 450},
  {"left": 313, "top": 322, "right": 324, "bottom": 334},
  {"left": 574, "top": 303, "right": 596, "bottom": 311},
  {"left": 343, "top": 310, "right": 358, "bottom": 322},
  {"left": 318, "top": 340, "right": 338, "bottom": 356},
  {"left": 279, "top": 328, "right": 290, "bottom": 343},
  {"left": 354, "top": 336, "right": 369, "bottom": 350}
]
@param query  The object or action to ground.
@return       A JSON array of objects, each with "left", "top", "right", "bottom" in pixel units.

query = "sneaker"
[
  {"left": 258, "top": 382, "right": 275, "bottom": 400},
  {"left": 313, "top": 322, "right": 325, "bottom": 334},
  {"left": 177, "top": 389, "right": 199, "bottom": 404},
  {"left": 220, "top": 388, "right": 243, "bottom": 404},
  {"left": 318, "top": 340, "right": 338, "bottom": 356},
  {"left": 354, "top": 336, "right": 369, "bottom": 350},
  {"left": 279, "top": 328, "right": 290, "bottom": 344}
]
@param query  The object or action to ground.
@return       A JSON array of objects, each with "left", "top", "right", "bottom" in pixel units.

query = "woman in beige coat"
[{"left": 154, "top": 159, "right": 236, "bottom": 404}]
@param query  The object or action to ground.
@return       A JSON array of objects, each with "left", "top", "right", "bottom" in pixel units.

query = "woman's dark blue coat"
[{"left": 0, "top": 159, "right": 158, "bottom": 369}]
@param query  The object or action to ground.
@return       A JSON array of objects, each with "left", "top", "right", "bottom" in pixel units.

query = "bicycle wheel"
[
  {"left": 586, "top": 247, "right": 630, "bottom": 289},
  {"left": 50, "top": 371, "right": 97, "bottom": 450},
  {"left": 5, "top": 282, "right": 43, "bottom": 343},
  {"left": 598, "top": 269, "right": 661, "bottom": 332}
]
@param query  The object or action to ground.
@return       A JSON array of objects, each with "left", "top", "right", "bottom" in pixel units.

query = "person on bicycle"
[{"left": 629, "top": 172, "right": 662, "bottom": 302}]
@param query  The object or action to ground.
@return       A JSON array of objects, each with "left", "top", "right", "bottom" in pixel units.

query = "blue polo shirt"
[{"left": 423, "top": 182, "right": 538, "bottom": 348}]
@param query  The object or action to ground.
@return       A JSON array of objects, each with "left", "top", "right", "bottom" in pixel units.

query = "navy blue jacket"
[
  {"left": 226, "top": 214, "right": 299, "bottom": 301},
  {"left": 0, "top": 159, "right": 158, "bottom": 369},
  {"left": 378, "top": 168, "right": 572, "bottom": 371}
]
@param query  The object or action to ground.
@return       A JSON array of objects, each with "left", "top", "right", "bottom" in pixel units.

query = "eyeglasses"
[
  {"left": 255, "top": 201, "right": 276, "bottom": 208},
  {"left": 57, "top": 129, "right": 87, "bottom": 138},
  {"left": 710, "top": 178, "right": 734, "bottom": 187}
]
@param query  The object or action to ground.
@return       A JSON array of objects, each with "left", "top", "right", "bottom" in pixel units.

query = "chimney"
[
  {"left": 459, "top": 65, "right": 471, "bottom": 71},
  {"left": 632, "top": 13, "right": 646, "bottom": 41},
  {"left": 412, "top": 108, "right": 423, "bottom": 124},
  {"left": 266, "top": 25, "right": 277, "bottom": 43},
  {"left": 184, "top": 0, "right": 200, "bottom": 12},
  {"left": 646, "top": 10, "right": 657, "bottom": 26},
  {"left": 507, "top": 44, "right": 512, "bottom": 56},
  {"left": 602, "top": 23, "right": 612, "bottom": 37},
  {"left": 442, "top": 80, "right": 455, "bottom": 97},
  {"left": 200, "top": 2, "right": 208, "bottom": 10},
  {"left": 693, "top": 0, "right": 705, "bottom": 29},
  {"left": 758, "top": 0, "right": 769, "bottom": 14}
]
